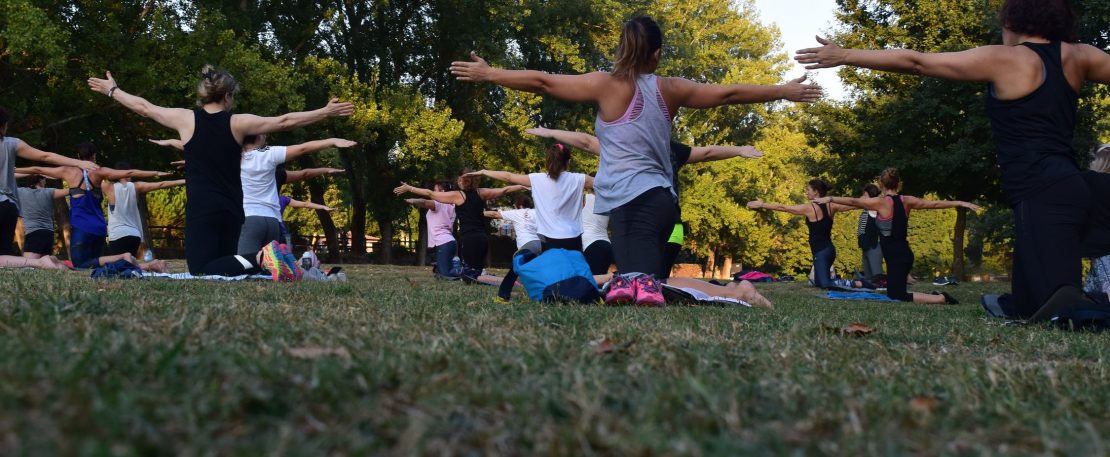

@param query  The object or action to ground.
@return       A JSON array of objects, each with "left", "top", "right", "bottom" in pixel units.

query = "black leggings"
[
  {"left": 609, "top": 187, "right": 676, "bottom": 277},
  {"left": 0, "top": 200, "right": 18, "bottom": 256},
  {"left": 1000, "top": 177, "right": 1091, "bottom": 318},
  {"left": 881, "top": 238, "right": 914, "bottom": 302},
  {"left": 812, "top": 245, "right": 837, "bottom": 289},
  {"left": 458, "top": 233, "right": 488, "bottom": 270},
  {"left": 540, "top": 235, "right": 582, "bottom": 252},
  {"left": 660, "top": 242, "right": 681, "bottom": 280},
  {"left": 106, "top": 236, "right": 142, "bottom": 257},
  {"left": 185, "top": 209, "right": 258, "bottom": 276},
  {"left": 584, "top": 240, "right": 614, "bottom": 276}
]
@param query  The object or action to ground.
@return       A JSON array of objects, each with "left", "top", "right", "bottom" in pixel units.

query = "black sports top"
[
  {"left": 455, "top": 190, "right": 486, "bottom": 237},
  {"left": 877, "top": 195, "right": 908, "bottom": 242},
  {"left": 985, "top": 42, "right": 1080, "bottom": 205},
  {"left": 806, "top": 203, "right": 833, "bottom": 251},
  {"left": 184, "top": 109, "right": 244, "bottom": 220}
]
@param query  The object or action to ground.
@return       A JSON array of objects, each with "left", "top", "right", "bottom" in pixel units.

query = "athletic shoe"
[
  {"left": 933, "top": 290, "right": 960, "bottom": 305},
  {"left": 493, "top": 296, "right": 510, "bottom": 305},
  {"left": 257, "top": 240, "right": 295, "bottom": 280},
  {"left": 634, "top": 275, "right": 665, "bottom": 307},
  {"left": 604, "top": 274, "right": 636, "bottom": 305}
]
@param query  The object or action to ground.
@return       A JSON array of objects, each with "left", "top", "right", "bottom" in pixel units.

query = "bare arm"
[
  {"left": 688, "top": 145, "right": 764, "bottom": 163},
  {"left": 901, "top": 195, "right": 981, "bottom": 211},
  {"left": 14, "top": 141, "right": 98, "bottom": 171},
  {"left": 15, "top": 166, "right": 68, "bottom": 181},
  {"left": 404, "top": 198, "right": 436, "bottom": 210},
  {"left": 584, "top": 175, "right": 594, "bottom": 191},
  {"left": 815, "top": 196, "right": 887, "bottom": 212},
  {"left": 465, "top": 170, "right": 531, "bottom": 186},
  {"left": 796, "top": 36, "right": 1009, "bottom": 83},
  {"left": 478, "top": 185, "right": 528, "bottom": 201},
  {"left": 14, "top": 173, "right": 27, "bottom": 179},
  {"left": 134, "top": 179, "right": 186, "bottom": 194},
  {"left": 746, "top": 199, "right": 812, "bottom": 217},
  {"left": 285, "top": 138, "right": 357, "bottom": 162},
  {"left": 149, "top": 139, "right": 185, "bottom": 151},
  {"left": 94, "top": 168, "right": 171, "bottom": 181},
  {"left": 1081, "top": 43, "right": 1110, "bottom": 84},
  {"left": 451, "top": 52, "right": 608, "bottom": 104},
  {"left": 88, "top": 72, "right": 193, "bottom": 136},
  {"left": 52, "top": 189, "right": 68, "bottom": 199},
  {"left": 664, "top": 75, "right": 822, "bottom": 110},
  {"left": 525, "top": 128, "right": 600, "bottom": 155},
  {"left": 393, "top": 182, "right": 465, "bottom": 205},
  {"left": 283, "top": 168, "right": 345, "bottom": 184},
  {"left": 483, "top": 210, "right": 503, "bottom": 219},
  {"left": 288, "top": 199, "right": 337, "bottom": 212},
  {"left": 230, "top": 99, "right": 354, "bottom": 141}
]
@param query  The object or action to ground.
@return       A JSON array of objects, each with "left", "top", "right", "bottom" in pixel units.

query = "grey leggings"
[{"left": 237, "top": 216, "right": 283, "bottom": 256}]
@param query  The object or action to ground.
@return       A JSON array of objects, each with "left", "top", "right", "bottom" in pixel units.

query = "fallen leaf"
[
  {"left": 822, "top": 322, "right": 876, "bottom": 337},
  {"left": 287, "top": 347, "right": 351, "bottom": 360},
  {"left": 465, "top": 301, "right": 480, "bottom": 307},
  {"left": 403, "top": 277, "right": 419, "bottom": 288},
  {"left": 590, "top": 336, "right": 615, "bottom": 354},
  {"left": 909, "top": 396, "right": 940, "bottom": 414}
]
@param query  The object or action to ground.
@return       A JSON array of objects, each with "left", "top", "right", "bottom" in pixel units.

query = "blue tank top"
[{"left": 69, "top": 170, "right": 107, "bottom": 236}]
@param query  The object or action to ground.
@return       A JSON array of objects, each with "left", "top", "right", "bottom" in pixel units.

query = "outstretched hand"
[
  {"left": 462, "top": 170, "right": 487, "bottom": 178},
  {"left": 78, "top": 160, "right": 99, "bottom": 172},
  {"left": 795, "top": 36, "right": 849, "bottom": 70},
  {"left": 87, "top": 71, "right": 117, "bottom": 96},
  {"left": 811, "top": 196, "right": 833, "bottom": 205},
  {"left": 393, "top": 182, "right": 413, "bottom": 196},
  {"left": 332, "top": 139, "right": 357, "bottom": 148},
  {"left": 324, "top": 98, "right": 355, "bottom": 117},
  {"left": 746, "top": 198, "right": 764, "bottom": 209},
  {"left": 739, "top": 146, "right": 765, "bottom": 159},
  {"left": 524, "top": 127, "right": 551, "bottom": 137},
  {"left": 170, "top": 160, "right": 186, "bottom": 169},
  {"left": 961, "top": 201, "right": 983, "bottom": 212},
  {"left": 780, "top": 75, "right": 823, "bottom": 103},
  {"left": 450, "top": 52, "right": 493, "bottom": 82},
  {"left": 327, "top": 168, "right": 346, "bottom": 174}
]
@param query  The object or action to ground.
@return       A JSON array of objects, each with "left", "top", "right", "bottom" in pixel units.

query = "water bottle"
[
  {"left": 143, "top": 249, "right": 154, "bottom": 263},
  {"left": 451, "top": 256, "right": 462, "bottom": 276}
]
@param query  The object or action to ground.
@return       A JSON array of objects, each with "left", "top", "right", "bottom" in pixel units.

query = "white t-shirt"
[
  {"left": 581, "top": 193, "right": 610, "bottom": 248},
  {"left": 241, "top": 146, "right": 288, "bottom": 219},
  {"left": 527, "top": 172, "right": 585, "bottom": 239},
  {"left": 500, "top": 208, "right": 540, "bottom": 250}
]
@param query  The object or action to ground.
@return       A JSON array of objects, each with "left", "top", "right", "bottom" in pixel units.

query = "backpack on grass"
[{"left": 513, "top": 249, "right": 600, "bottom": 303}]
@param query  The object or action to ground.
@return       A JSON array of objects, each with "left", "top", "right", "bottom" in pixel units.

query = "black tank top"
[
  {"left": 985, "top": 42, "right": 1080, "bottom": 205},
  {"left": 184, "top": 109, "right": 243, "bottom": 220},
  {"left": 806, "top": 203, "right": 833, "bottom": 251},
  {"left": 455, "top": 190, "right": 486, "bottom": 236},
  {"left": 880, "top": 195, "right": 908, "bottom": 242}
]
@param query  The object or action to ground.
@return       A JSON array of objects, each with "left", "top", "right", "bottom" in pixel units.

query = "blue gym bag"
[{"left": 513, "top": 249, "right": 600, "bottom": 303}]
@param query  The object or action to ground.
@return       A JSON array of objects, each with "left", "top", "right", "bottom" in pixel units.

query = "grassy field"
[{"left": 1, "top": 264, "right": 1108, "bottom": 456}]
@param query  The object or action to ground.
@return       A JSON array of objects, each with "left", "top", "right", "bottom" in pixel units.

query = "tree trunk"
[
  {"left": 717, "top": 255, "right": 733, "bottom": 280},
  {"left": 306, "top": 180, "right": 341, "bottom": 262},
  {"left": 136, "top": 193, "right": 152, "bottom": 259},
  {"left": 340, "top": 150, "right": 368, "bottom": 262},
  {"left": 416, "top": 208, "right": 428, "bottom": 266},
  {"left": 54, "top": 199, "right": 71, "bottom": 259},
  {"left": 952, "top": 206, "right": 967, "bottom": 281},
  {"left": 705, "top": 248, "right": 716, "bottom": 280},
  {"left": 378, "top": 217, "right": 394, "bottom": 265}
]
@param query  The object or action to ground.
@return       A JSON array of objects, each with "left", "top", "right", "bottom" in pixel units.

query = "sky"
[{"left": 751, "top": 0, "right": 848, "bottom": 100}]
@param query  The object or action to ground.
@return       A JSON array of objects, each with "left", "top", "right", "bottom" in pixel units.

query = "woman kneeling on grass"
[
  {"left": 394, "top": 172, "right": 527, "bottom": 282},
  {"left": 813, "top": 168, "right": 980, "bottom": 304},
  {"left": 87, "top": 66, "right": 353, "bottom": 278}
]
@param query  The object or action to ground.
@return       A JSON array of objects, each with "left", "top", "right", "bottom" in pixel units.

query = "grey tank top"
[
  {"left": 17, "top": 187, "right": 55, "bottom": 233},
  {"left": 592, "top": 74, "right": 676, "bottom": 215},
  {"left": 108, "top": 182, "right": 143, "bottom": 240},
  {"left": 0, "top": 137, "right": 19, "bottom": 210}
]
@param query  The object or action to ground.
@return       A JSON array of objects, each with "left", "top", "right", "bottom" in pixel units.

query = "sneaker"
[
  {"left": 257, "top": 240, "right": 295, "bottom": 280},
  {"left": 933, "top": 290, "right": 959, "bottom": 305},
  {"left": 634, "top": 275, "right": 665, "bottom": 307},
  {"left": 604, "top": 274, "right": 636, "bottom": 305}
]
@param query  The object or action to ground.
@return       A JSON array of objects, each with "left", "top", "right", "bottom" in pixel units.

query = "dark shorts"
[
  {"left": 23, "top": 230, "right": 54, "bottom": 256},
  {"left": 106, "top": 236, "right": 142, "bottom": 257}
]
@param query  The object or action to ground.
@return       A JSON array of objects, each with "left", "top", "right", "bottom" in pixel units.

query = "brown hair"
[
  {"left": 1000, "top": 0, "right": 1077, "bottom": 42},
  {"left": 545, "top": 143, "right": 571, "bottom": 180},
  {"left": 457, "top": 168, "right": 480, "bottom": 192},
  {"left": 23, "top": 174, "right": 45, "bottom": 188},
  {"left": 807, "top": 179, "right": 830, "bottom": 197},
  {"left": 76, "top": 142, "right": 96, "bottom": 160},
  {"left": 1091, "top": 144, "right": 1110, "bottom": 174},
  {"left": 434, "top": 179, "right": 455, "bottom": 192},
  {"left": 862, "top": 183, "right": 881, "bottom": 198},
  {"left": 879, "top": 167, "right": 901, "bottom": 191},
  {"left": 513, "top": 195, "right": 533, "bottom": 209},
  {"left": 197, "top": 64, "right": 240, "bottom": 106},
  {"left": 612, "top": 16, "right": 663, "bottom": 81}
]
